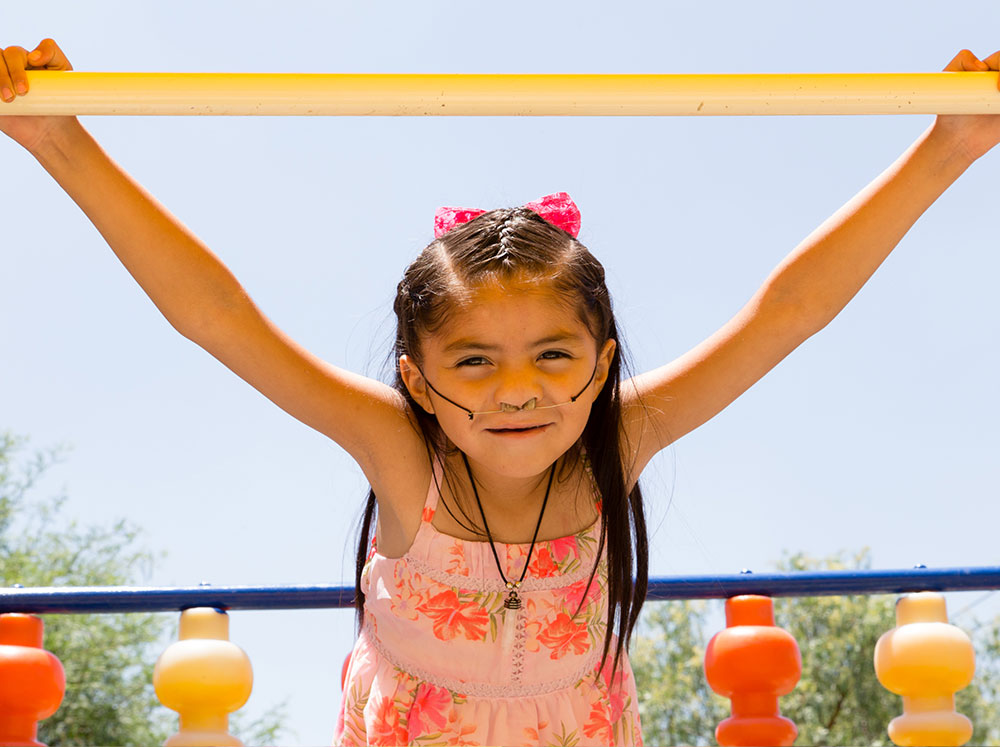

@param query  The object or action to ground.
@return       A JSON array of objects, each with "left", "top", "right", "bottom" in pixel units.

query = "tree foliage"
[
  {"left": 631, "top": 549, "right": 1000, "bottom": 746},
  {"left": 629, "top": 598, "right": 728, "bottom": 746},
  {"left": 0, "top": 433, "right": 287, "bottom": 746}
]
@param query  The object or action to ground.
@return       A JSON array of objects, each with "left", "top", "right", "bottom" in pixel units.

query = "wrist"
[
  {"left": 28, "top": 117, "right": 87, "bottom": 165},
  {"left": 926, "top": 116, "right": 992, "bottom": 167}
]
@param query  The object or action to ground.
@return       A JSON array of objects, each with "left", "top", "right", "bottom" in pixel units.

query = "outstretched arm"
[
  {"left": 623, "top": 49, "right": 1000, "bottom": 483},
  {"left": 0, "top": 40, "right": 426, "bottom": 497}
]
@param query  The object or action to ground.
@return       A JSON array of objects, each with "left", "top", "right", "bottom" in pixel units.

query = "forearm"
[
  {"left": 29, "top": 120, "right": 248, "bottom": 340},
  {"left": 759, "top": 122, "right": 978, "bottom": 333}
]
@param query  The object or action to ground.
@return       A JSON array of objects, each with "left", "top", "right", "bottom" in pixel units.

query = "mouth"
[{"left": 486, "top": 424, "right": 551, "bottom": 437}]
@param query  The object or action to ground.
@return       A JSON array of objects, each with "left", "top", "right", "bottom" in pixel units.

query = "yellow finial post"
[
  {"left": 874, "top": 592, "right": 975, "bottom": 746},
  {"left": 153, "top": 608, "right": 254, "bottom": 747}
]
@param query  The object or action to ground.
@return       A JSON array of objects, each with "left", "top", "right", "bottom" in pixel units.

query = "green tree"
[
  {"left": 629, "top": 599, "right": 728, "bottom": 745},
  {"left": 631, "top": 549, "right": 1000, "bottom": 746},
  {"left": 0, "top": 433, "right": 287, "bottom": 746}
]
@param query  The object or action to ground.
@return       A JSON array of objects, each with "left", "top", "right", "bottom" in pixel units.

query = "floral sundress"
[{"left": 334, "top": 456, "right": 643, "bottom": 746}]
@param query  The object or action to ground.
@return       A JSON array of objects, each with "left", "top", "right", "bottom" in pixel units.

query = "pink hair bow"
[{"left": 433, "top": 192, "right": 581, "bottom": 239}]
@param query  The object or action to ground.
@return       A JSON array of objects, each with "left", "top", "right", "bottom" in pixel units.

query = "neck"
[{"left": 461, "top": 454, "right": 556, "bottom": 509}]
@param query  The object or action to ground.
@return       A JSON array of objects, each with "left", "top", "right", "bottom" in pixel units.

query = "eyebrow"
[{"left": 442, "top": 331, "right": 586, "bottom": 354}]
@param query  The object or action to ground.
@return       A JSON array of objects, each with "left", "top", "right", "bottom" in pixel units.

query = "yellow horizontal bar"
[{"left": 3, "top": 71, "right": 998, "bottom": 116}]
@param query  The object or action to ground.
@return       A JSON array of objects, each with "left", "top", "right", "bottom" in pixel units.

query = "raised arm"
[
  {"left": 623, "top": 49, "right": 1000, "bottom": 483},
  {"left": 0, "top": 40, "right": 426, "bottom": 493}
]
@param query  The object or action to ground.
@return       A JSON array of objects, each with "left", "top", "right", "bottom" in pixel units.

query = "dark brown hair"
[{"left": 354, "top": 206, "right": 649, "bottom": 681}]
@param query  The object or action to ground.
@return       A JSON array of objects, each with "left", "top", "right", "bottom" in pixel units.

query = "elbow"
[
  {"left": 169, "top": 286, "right": 255, "bottom": 347},
  {"left": 756, "top": 285, "right": 832, "bottom": 344}
]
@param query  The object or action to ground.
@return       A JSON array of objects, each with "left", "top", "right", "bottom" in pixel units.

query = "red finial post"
[
  {"left": 0, "top": 614, "right": 66, "bottom": 747},
  {"left": 704, "top": 595, "right": 801, "bottom": 747}
]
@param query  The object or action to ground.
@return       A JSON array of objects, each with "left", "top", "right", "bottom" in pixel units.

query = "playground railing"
[{"left": 1, "top": 565, "right": 997, "bottom": 746}]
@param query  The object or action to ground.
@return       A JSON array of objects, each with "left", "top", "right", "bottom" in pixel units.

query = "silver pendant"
[{"left": 504, "top": 591, "right": 522, "bottom": 610}]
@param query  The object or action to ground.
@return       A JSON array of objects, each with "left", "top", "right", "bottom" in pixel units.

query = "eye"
[
  {"left": 456, "top": 356, "right": 489, "bottom": 367},
  {"left": 539, "top": 350, "right": 570, "bottom": 361}
]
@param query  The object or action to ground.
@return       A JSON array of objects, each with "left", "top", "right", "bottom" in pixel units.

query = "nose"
[
  {"left": 494, "top": 364, "right": 543, "bottom": 411},
  {"left": 501, "top": 398, "right": 536, "bottom": 413}
]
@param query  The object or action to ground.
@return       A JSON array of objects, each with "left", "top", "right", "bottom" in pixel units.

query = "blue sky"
[{"left": 1, "top": 1, "right": 999, "bottom": 743}]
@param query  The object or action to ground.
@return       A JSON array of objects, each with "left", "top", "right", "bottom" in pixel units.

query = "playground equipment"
[
  {"left": 0, "top": 71, "right": 997, "bottom": 117},
  {"left": 1, "top": 567, "right": 996, "bottom": 746},
  {"left": 153, "top": 608, "right": 253, "bottom": 747},
  {"left": 875, "top": 592, "right": 976, "bottom": 746},
  {"left": 0, "top": 615, "right": 64, "bottom": 747},
  {"left": 1, "top": 66, "right": 997, "bottom": 745},
  {"left": 704, "top": 595, "right": 801, "bottom": 746}
]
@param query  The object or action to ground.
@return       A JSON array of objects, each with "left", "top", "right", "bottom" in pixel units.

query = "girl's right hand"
[{"left": 0, "top": 38, "right": 78, "bottom": 153}]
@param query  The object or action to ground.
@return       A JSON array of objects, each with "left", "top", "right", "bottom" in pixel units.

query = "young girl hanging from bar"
[{"left": 1, "top": 39, "right": 998, "bottom": 746}]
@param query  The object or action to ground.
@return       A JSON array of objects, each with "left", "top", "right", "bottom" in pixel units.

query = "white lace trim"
[
  {"left": 362, "top": 616, "right": 599, "bottom": 698},
  {"left": 510, "top": 612, "right": 528, "bottom": 684},
  {"left": 402, "top": 551, "right": 600, "bottom": 593}
]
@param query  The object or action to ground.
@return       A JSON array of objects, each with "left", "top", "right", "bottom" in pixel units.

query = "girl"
[{"left": 1, "top": 39, "right": 998, "bottom": 747}]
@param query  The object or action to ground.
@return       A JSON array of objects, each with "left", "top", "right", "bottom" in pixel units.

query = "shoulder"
[
  {"left": 618, "top": 372, "right": 678, "bottom": 487},
  {"left": 359, "top": 403, "right": 435, "bottom": 531}
]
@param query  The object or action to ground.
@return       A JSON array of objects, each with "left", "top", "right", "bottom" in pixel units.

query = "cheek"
[
  {"left": 566, "top": 400, "right": 597, "bottom": 433},
  {"left": 432, "top": 409, "right": 475, "bottom": 445}
]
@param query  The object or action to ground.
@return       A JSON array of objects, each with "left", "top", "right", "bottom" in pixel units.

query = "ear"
[
  {"left": 399, "top": 354, "right": 435, "bottom": 414},
  {"left": 592, "top": 338, "right": 617, "bottom": 397}
]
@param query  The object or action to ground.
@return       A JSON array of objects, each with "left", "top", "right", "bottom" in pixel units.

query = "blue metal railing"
[{"left": 3, "top": 565, "right": 998, "bottom": 613}]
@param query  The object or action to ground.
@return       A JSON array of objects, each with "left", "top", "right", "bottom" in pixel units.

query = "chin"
[
  {"left": 485, "top": 458, "right": 556, "bottom": 479},
  {"left": 466, "top": 436, "right": 582, "bottom": 477}
]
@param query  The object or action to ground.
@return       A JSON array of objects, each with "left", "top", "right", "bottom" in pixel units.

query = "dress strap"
[{"left": 421, "top": 454, "right": 444, "bottom": 523}]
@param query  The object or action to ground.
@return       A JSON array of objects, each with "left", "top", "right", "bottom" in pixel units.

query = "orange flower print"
[
  {"left": 521, "top": 720, "right": 549, "bottom": 746},
  {"left": 582, "top": 699, "right": 614, "bottom": 744},
  {"left": 562, "top": 577, "right": 601, "bottom": 612},
  {"left": 389, "top": 580, "right": 422, "bottom": 621},
  {"left": 609, "top": 689, "right": 626, "bottom": 724},
  {"left": 444, "top": 708, "right": 479, "bottom": 746},
  {"left": 523, "top": 616, "right": 543, "bottom": 653},
  {"left": 599, "top": 653, "right": 629, "bottom": 690},
  {"left": 447, "top": 542, "right": 471, "bottom": 577},
  {"left": 417, "top": 589, "right": 490, "bottom": 641},
  {"left": 369, "top": 696, "right": 408, "bottom": 746},
  {"left": 634, "top": 720, "right": 645, "bottom": 746},
  {"left": 537, "top": 612, "right": 590, "bottom": 659},
  {"left": 423, "top": 505, "right": 435, "bottom": 523},
  {"left": 596, "top": 656, "right": 629, "bottom": 722},
  {"left": 528, "top": 545, "right": 559, "bottom": 578},
  {"left": 550, "top": 535, "right": 577, "bottom": 562},
  {"left": 407, "top": 684, "right": 451, "bottom": 739},
  {"left": 505, "top": 545, "right": 528, "bottom": 578}
]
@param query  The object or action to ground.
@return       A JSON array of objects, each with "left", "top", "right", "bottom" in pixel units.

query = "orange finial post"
[
  {"left": 0, "top": 614, "right": 66, "bottom": 747},
  {"left": 704, "top": 595, "right": 802, "bottom": 747},
  {"left": 874, "top": 592, "right": 975, "bottom": 746}
]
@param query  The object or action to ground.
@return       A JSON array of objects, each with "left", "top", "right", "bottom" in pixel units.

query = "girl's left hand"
[{"left": 932, "top": 48, "right": 1000, "bottom": 162}]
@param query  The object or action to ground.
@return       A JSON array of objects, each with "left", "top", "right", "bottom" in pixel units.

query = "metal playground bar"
[
  {"left": 2, "top": 566, "right": 997, "bottom": 746},
  {"left": 3, "top": 565, "right": 1000, "bottom": 612},
  {"left": 2, "top": 71, "right": 998, "bottom": 116}
]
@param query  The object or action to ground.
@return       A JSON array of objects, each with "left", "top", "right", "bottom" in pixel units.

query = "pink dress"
[{"left": 334, "top": 458, "right": 643, "bottom": 746}]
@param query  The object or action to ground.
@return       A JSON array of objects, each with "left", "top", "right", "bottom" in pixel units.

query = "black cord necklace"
[{"left": 460, "top": 452, "right": 555, "bottom": 610}]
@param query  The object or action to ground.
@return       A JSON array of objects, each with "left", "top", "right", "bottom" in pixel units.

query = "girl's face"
[{"left": 400, "top": 281, "right": 616, "bottom": 480}]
